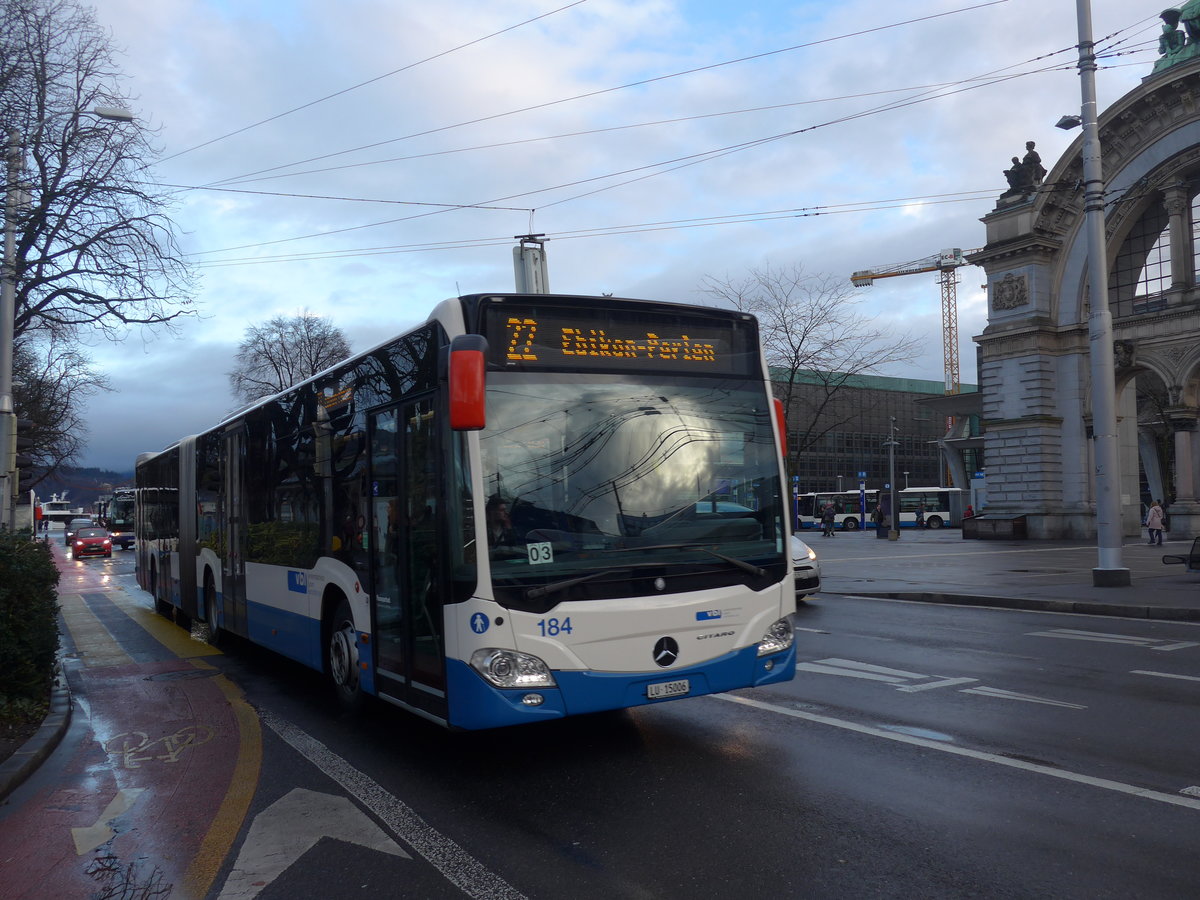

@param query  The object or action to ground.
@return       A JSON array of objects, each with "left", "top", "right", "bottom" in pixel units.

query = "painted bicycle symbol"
[{"left": 103, "top": 724, "right": 215, "bottom": 768}]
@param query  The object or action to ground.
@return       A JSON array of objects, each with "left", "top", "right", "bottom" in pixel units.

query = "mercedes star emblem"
[{"left": 653, "top": 636, "right": 679, "bottom": 667}]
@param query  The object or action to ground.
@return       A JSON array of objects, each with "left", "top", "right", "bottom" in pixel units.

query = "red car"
[{"left": 72, "top": 527, "right": 113, "bottom": 559}]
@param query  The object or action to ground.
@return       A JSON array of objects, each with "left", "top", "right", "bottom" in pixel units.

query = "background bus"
[
  {"left": 98, "top": 487, "right": 136, "bottom": 550},
  {"left": 796, "top": 490, "right": 867, "bottom": 531},
  {"left": 797, "top": 486, "right": 965, "bottom": 530},
  {"left": 136, "top": 293, "right": 796, "bottom": 731}
]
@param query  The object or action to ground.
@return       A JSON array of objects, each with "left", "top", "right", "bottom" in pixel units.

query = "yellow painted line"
[
  {"left": 104, "top": 588, "right": 222, "bottom": 658},
  {"left": 184, "top": 659, "right": 263, "bottom": 899},
  {"left": 59, "top": 592, "right": 134, "bottom": 668}
]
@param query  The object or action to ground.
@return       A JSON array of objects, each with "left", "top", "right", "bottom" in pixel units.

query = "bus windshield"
[{"left": 480, "top": 373, "right": 786, "bottom": 611}]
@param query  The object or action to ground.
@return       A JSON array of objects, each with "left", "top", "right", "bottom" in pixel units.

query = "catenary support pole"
[{"left": 1076, "top": 0, "right": 1129, "bottom": 586}]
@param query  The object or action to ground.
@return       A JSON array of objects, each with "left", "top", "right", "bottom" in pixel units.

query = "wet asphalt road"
[{"left": 3, "top": 549, "right": 1199, "bottom": 898}]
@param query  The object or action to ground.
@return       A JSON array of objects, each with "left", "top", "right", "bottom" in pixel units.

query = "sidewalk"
[{"left": 805, "top": 527, "right": 1200, "bottom": 620}]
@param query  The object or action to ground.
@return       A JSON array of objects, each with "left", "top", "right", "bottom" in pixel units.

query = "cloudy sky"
[{"left": 75, "top": 0, "right": 1156, "bottom": 473}]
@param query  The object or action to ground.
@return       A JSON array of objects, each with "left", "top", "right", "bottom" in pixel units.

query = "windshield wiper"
[
  {"left": 525, "top": 569, "right": 629, "bottom": 602},
  {"left": 627, "top": 544, "right": 766, "bottom": 577}
]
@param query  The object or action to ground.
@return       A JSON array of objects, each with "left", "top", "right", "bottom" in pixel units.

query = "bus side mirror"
[
  {"left": 773, "top": 398, "right": 787, "bottom": 459},
  {"left": 449, "top": 335, "right": 487, "bottom": 431}
]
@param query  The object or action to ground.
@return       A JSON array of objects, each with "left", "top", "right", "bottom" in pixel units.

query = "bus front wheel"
[
  {"left": 328, "top": 598, "right": 364, "bottom": 711},
  {"left": 842, "top": 517, "right": 859, "bottom": 531}
]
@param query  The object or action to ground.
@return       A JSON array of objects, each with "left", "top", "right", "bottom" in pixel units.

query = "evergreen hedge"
[{"left": 0, "top": 533, "right": 60, "bottom": 717}]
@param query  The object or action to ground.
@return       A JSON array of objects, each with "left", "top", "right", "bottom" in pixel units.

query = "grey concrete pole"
[
  {"left": 0, "top": 130, "right": 20, "bottom": 529},
  {"left": 1076, "top": 0, "right": 1129, "bottom": 586}
]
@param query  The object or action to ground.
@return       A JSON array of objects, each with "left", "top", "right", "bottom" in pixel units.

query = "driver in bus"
[{"left": 486, "top": 495, "right": 520, "bottom": 546}]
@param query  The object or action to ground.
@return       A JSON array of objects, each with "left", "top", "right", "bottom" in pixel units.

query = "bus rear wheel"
[
  {"left": 328, "top": 598, "right": 364, "bottom": 711},
  {"left": 203, "top": 571, "right": 222, "bottom": 646},
  {"left": 926, "top": 516, "right": 943, "bottom": 529},
  {"left": 842, "top": 517, "right": 859, "bottom": 531}
]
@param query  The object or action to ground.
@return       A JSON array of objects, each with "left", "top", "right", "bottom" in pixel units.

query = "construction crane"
[{"left": 851, "top": 248, "right": 967, "bottom": 396}]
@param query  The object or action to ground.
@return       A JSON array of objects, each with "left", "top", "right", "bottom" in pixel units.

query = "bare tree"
[
  {"left": 1, "top": 0, "right": 195, "bottom": 341},
  {"left": 700, "top": 263, "right": 923, "bottom": 460},
  {"left": 13, "top": 334, "right": 107, "bottom": 490},
  {"left": 229, "top": 313, "right": 352, "bottom": 406}
]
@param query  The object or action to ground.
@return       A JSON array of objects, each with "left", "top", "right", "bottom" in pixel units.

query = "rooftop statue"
[
  {"left": 1000, "top": 141, "right": 1045, "bottom": 202},
  {"left": 1153, "top": 7, "right": 1200, "bottom": 74}
]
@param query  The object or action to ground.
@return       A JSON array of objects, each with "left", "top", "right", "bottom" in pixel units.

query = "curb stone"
[{"left": 0, "top": 666, "right": 72, "bottom": 803}]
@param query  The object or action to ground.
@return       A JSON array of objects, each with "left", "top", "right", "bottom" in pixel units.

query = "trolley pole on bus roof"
[{"left": 513, "top": 235, "right": 549, "bottom": 294}]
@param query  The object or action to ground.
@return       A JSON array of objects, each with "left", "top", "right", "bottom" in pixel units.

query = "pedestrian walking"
[
  {"left": 915, "top": 503, "right": 926, "bottom": 529},
  {"left": 821, "top": 502, "right": 836, "bottom": 537},
  {"left": 1146, "top": 499, "right": 1166, "bottom": 546}
]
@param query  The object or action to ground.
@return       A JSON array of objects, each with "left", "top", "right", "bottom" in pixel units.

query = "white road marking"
[
  {"left": 1183, "top": 787, "right": 1200, "bottom": 798},
  {"left": 1131, "top": 670, "right": 1200, "bottom": 683},
  {"left": 1028, "top": 629, "right": 1198, "bottom": 651},
  {"left": 897, "top": 677, "right": 977, "bottom": 693},
  {"left": 715, "top": 694, "right": 1200, "bottom": 811},
  {"left": 259, "top": 710, "right": 526, "bottom": 900},
  {"left": 72, "top": 788, "right": 146, "bottom": 855},
  {"left": 219, "top": 789, "right": 408, "bottom": 900},
  {"left": 796, "top": 658, "right": 923, "bottom": 683},
  {"left": 797, "top": 657, "right": 1081, "bottom": 707},
  {"left": 959, "top": 687, "right": 1086, "bottom": 709}
]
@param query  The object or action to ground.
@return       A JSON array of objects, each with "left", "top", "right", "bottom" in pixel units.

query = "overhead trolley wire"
[
  {"left": 189, "top": 189, "right": 1002, "bottom": 269},
  {"left": 203, "top": 0, "right": 1012, "bottom": 188},
  {"left": 153, "top": 0, "right": 593, "bottom": 168},
  {"left": 183, "top": 7, "right": 1153, "bottom": 263}
]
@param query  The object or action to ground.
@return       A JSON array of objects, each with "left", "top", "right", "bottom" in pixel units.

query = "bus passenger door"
[
  {"left": 369, "top": 397, "right": 447, "bottom": 721},
  {"left": 221, "top": 426, "right": 248, "bottom": 636}
]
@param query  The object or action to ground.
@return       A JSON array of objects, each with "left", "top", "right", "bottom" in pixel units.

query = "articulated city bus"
[
  {"left": 136, "top": 293, "right": 795, "bottom": 730},
  {"left": 797, "top": 486, "right": 966, "bottom": 530}
]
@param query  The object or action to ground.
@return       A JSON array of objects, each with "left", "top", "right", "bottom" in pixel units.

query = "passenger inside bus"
[{"left": 486, "top": 496, "right": 520, "bottom": 546}]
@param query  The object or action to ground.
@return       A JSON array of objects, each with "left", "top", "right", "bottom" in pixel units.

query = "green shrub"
[{"left": 0, "top": 534, "right": 60, "bottom": 707}]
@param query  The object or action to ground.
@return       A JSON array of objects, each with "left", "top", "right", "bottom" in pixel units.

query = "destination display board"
[{"left": 481, "top": 301, "right": 755, "bottom": 375}]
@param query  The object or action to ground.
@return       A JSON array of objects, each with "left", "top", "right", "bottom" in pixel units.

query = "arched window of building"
[{"left": 1108, "top": 183, "right": 1200, "bottom": 317}]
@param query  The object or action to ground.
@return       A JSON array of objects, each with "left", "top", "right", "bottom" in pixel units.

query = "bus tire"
[
  {"left": 203, "top": 570, "right": 222, "bottom": 646},
  {"left": 842, "top": 517, "right": 859, "bottom": 531},
  {"left": 327, "top": 597, "right": 364, "bottom": 712},
  {"left": 151, "top": 560, "right": 171, "bottom": 618},
  {"left": 926, "top": 516, "right": 943, "bottom": 529}
]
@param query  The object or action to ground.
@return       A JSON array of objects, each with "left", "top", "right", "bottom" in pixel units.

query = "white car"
[{"left": 791, "top": 534, "right": 822, "bottom": 604}]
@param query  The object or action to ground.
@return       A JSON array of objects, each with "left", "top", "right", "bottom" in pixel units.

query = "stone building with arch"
[{"left": 968, "top": 49, "right": 1200, "bottom": 540}]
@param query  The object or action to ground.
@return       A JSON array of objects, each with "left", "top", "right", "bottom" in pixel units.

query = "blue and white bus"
[{"left": 135, "top": 293, "right": 796, "bottom": 730}]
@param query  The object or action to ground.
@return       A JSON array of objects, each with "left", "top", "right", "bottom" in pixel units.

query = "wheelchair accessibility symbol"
[{"left": 470, "top": 612, "right": 490, "bottom": 634}]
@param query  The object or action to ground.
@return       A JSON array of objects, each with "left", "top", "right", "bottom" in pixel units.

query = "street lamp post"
[
  {"left": 1, "top": 107, "right": 133, "bottom": 528},
  {"left": 885, "top": 417, "right": 900, "bottom": 541},
  {"left": 1074, "top": 0, "right": 1129, "bottom": 586}
]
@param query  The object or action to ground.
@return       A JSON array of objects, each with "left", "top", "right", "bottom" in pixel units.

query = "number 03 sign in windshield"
[{"left": 483, "top": 303, "right": 752, "bottom": 375}]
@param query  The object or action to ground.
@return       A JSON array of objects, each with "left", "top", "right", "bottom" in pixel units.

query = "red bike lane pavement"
[{"left": 0, "top": 545, "right": 261, "bottom": 899}]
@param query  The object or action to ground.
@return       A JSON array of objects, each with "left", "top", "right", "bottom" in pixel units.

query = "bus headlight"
[
  {"left": 470, "top": 649, "right": 557, "bottom": 689},
  {"left": 756, "top": 616, "right": 794, "bottom": 656}
]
